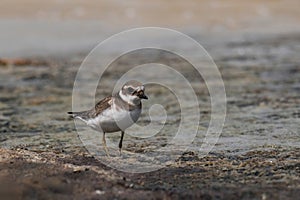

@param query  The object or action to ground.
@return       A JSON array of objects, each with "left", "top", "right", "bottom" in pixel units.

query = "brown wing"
[{"left": 91, "top": 96, "right": 113, "bottom": 118}]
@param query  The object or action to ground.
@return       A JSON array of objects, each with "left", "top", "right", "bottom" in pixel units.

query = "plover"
[{"left": 68, "top": 80, "right": 148, "bottom": 156}]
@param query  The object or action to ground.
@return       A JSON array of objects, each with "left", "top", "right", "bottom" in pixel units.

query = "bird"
[{"left": 68, "top": 80, "right": 148, "bottom": 156}]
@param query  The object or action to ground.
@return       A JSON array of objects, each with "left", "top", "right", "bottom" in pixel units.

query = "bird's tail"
[
  {"left": 67, "top": 111, "right": 83, "bottom": 118},
  {"left": 67, "top": 111, "right": 89, "bottom": 123}
]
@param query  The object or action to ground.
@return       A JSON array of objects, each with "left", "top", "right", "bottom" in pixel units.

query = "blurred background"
[{"left": 1, "top": 0, "right": 300, "bottom": 57}]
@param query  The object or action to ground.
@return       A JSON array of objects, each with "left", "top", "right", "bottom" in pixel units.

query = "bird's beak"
[
  {"left": 141, "top": 94, "right": 148, "bottom": 99},
  {"left": 137, "top": 91, "right": 148, "bottom": 99},
  {"left": 135, "top": 90, "right": 148, "bottom": 100}
]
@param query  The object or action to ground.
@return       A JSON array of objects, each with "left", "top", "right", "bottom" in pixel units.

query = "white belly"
[{"left": 87, "top": 107, "right": 141, "bottom": 133}]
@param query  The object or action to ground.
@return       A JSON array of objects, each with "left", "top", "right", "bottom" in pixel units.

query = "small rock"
[{"left": 95, "top": 190, "right": 105, "bottom": 195}]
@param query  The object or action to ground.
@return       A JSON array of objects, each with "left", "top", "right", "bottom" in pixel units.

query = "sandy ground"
[{"left": 0, "top": 147, "right": 299, "bottom": 199}]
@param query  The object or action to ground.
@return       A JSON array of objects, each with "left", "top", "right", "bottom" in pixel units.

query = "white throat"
[{"left": 119, "top": 90, "right": 140, "bottom": 106}]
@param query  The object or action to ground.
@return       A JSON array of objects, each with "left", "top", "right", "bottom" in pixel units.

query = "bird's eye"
[{"left": 127, "top": 87, "right": 134, "bottom": 93}]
